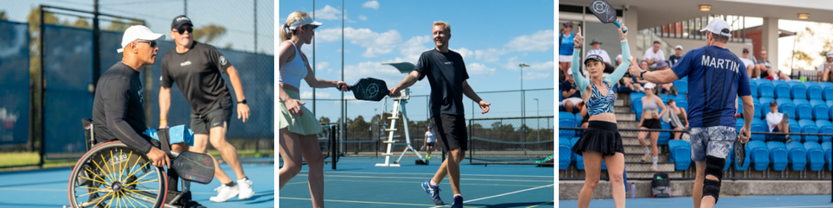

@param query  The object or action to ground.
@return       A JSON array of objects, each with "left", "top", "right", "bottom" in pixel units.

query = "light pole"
[
  {"left": 519, "top": 63, "right": 529, "bottom": 142},
  {"left": 534, "top": 98, "right": 539, "bottom": 143}
]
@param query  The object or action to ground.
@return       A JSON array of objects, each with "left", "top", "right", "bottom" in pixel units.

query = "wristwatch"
[
  {"left": 640, "top": 70, "right": 648, "bottom": 78},
  {"left": 239, "top": 99, "right": 247, "bottom": 104}
]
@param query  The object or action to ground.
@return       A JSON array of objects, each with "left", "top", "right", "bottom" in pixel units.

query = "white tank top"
[
  {"left": 426, "top": 131, "right": 434, "bottom": 143},
  {"left": 280, "top": 41, "right": 307, "bottom": 89}
]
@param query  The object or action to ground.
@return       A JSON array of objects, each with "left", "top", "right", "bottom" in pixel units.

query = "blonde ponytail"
[{"left": 282, "top": 11, "right": 310, "bottom": 41}]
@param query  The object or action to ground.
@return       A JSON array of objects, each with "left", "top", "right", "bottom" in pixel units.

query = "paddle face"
[
  {"left": 589, "top": 0, "right": 626, "bottom": 33},
  {"left": 347, "top": 77, "right": 390, "bottom": 101},
  {"left": 734, "top": 137, "right": 745, "bottom": 165},
  {"left": 173, "top": 151, "right": 215, "bottom": 184}
]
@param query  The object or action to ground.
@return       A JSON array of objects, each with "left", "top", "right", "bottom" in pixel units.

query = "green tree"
[
  {"left": 72, "top": 17, "right": 92, "bottom": 29},
  {"left": 105, "top": 17, "right": 143, "bottom": 32},
  {"left": 193, "top": 24, "right": 227, "bottom": 44},
  {"left": 347, "top": 115, "right": 369, "bottom": 131},
  {"left": 319, "top": 116, "right": 331, "bottom": 124},
  {"left": 0, "top": 11, "right": 8, "bottom": 20}
]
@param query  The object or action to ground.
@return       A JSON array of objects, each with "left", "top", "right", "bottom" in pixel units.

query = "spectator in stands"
[
  {"left": 740, "top": 48, "right": 756, "bottom": 78},
  {"left": 766, "top": 101, "right": 792, "bottom": 143},
  {"left": 756, "top": 48, "right": 791, "bottom": 80},
  {"left": 569, "top": 22, "right": 632, "bottom": 208},
  {"left": 560, "top": 22, "right": 575, "bottom": 80},
  {"left": 637, "top": 83, "right": 668, "bottom": 171},
  {"left": 629, "top": 19, "right": 754, "bottom": 208},
  {"left": 664, "top": 99, "right": 688, "bottom": 140},
  {"left": 643, "top": 41, "right": 666, "bottom": 70},
  {"left": 586, "top": 40, "right": 611, "bottom": 65},
  {"left": 615, "top": 54, "right": 623, "bottom": 67},
  {"left": 561, "top": 75, "right": 583, "bottom": 113},
  {"left": 669, "top": 45, "right": 683, "bottom": 66},
  {"left": 820, "top": 52, "right": 833, "bottom": 82}
]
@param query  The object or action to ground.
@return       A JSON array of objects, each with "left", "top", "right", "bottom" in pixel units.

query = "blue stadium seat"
[
  {"left": 660, "top": 94, "right": 669, "bottom": 104},
  {"left": 806, "top": 82, "right": 824, "bottom": 101},
  {"left": 789, "top": 122, "right": 802, "bottom": 141},
  {"left": 806, "top": 142, "right": 825, "bottom": 171},
  {"left": 793, "top": 99, "right": 812, "bottom": 120},
  {"left": 773, "top": 80, "right": 791, "bottom": 99},
  {"left": 674, "top": 80, "right": 687, "bottom": 94},
  {"left": 750, "top": 82, "right": 759, "bottom": 98},
  {"left": 758, "top": 82, "right": 775, "bottom": 99},
  {"left": 560, "top": 112, "right": 576, "bottom": 122},
  {"left": 677, "top": 101, "right": 688, "bottom": 109},
  {"left": 748, "top": 141, "right": 770, "bottom": 171},
  {"left": 571, "top": 137, "right": 584, "bottom": 170},
  {"left": 791, "top": 82, "right": 808, "bottom": 100},
  {"left": 754, "top": 100, "right": 762, "bottom": 119},
  {"left": 816, "top": 121, "right": 833, "bottom": 143},
  {"left": 559, "top": 119, "right": 577, "bottom": 137},
  {"left": 668, "top": 140, "right": 691, "bottom": 170},
  {"left": 786, "top": 141, "right": 807, "bottom": 171},
  {"left": 751, "top": 119, "right": 767, "bottom": 141},
  {"left": 658, "top": 121, "right": 671, "bottom": 145},
  {"left": 821, "top": 82, "right": 833, "bottom": 101},
  {"left": 823, "top": 142, "right": 833, "bottom": 171},
  {"left": 811, "top": 99, "right": 829, "bottom": 121},
  {"left": 767, "top": 141, "right": 788, "bottom": 171},
  {"left": 777, "top": 98, "right": 796, "bottom": 117},
  {"left": 575, "top": 113, "right": 582, "bottom": 124},
  {"left": 559, "top": 138, "right": 573, "bottom": 170},
  {"left": 725, "top": 145, "right": 734, "bottom": 171},
  {"left": 800, "top": 119, "right": 820, "bottom": 143},
  {"left": 736, "top": 142, "right": 752, "bottom": 171}
]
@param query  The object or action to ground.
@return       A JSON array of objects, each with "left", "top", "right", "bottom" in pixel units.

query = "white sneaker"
[
  {"left": 209, "top": 184, "right": 239, "bottom": 202},
  {"left": 238, "top": 178, "right": 255, "bottom": 200}
]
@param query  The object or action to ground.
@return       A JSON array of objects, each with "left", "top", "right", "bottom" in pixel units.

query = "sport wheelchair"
[{"left": 68, "top": 119, "right": 210, "bottom": 208}]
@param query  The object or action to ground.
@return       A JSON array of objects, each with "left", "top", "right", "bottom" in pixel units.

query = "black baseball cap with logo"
[{"left": 171, "top": 15, "right": 193, "bottom": 29}]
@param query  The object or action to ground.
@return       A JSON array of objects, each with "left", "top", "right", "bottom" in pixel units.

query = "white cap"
[
  {"left": 117, "top": 25, "right": 164, "bottom": 53},
  {"left": 827, "top": 52, "right": 833, "bottom": 58},
  {"left": 285, "top": 16, "right": 323, "bottom": 34},
  {"left": 644, "top": 82, "right": 656, "bottom": 89},
  {"left": 675, "top": 45, "right": 683, "bottom": 50},
  {"left": 700, "top": 19, "right": 732, "bottom": 37},
  {"left": 616, "top": 54, "right": 622, "bottom": 60}
]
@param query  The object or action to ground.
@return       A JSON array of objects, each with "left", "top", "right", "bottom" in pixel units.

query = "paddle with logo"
[
  {"left": 735, "top": 132, "right": 748, "bottom": 166},
  {"left": 338, "top": 77, "right": 390, "bottom": 101},
  {"left": 589, "top": 0, "right": 627, "bottom": 33}
]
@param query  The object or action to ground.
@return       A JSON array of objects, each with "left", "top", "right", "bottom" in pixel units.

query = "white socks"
[
  {"left": 653, "top": 157, "right": 658, "bottom": 165},
  {"left": 430, "top": 180, "right": 438, "bottom": 186},
  {"left": 644, "top": 147, "right": 650, "bottom": 155}
]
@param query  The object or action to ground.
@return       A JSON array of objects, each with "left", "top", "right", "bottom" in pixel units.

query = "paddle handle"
[{"left": 614, "top": 21, "right": 627, "bottom": 33}]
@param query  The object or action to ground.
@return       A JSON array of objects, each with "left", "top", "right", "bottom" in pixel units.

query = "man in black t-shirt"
[
  {"left": 390, "top": 21, "right": 491, "bottom": 208},
  {"left": 159, "top": 15, "right": 253, "bottom": 203}
]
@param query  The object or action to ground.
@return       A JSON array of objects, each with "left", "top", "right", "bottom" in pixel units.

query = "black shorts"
[
  {"left": 426, "top": 142, "right": 435, "bottom": 147},
  {"left": 641, "top": 118, "right": 662, "bottom": 129},
  {"left": 190, "top": 97, "right": 232, "bottom": 134},
  {"left": 430, "top": 114, "right": 468, "bottom": 152}
]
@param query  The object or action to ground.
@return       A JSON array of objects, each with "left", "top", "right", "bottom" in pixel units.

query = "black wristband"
[
  {"left": 640, "top": 70, "right": 648, "bottom": 78},
  {"left": 239, "top": 99, "right": 247, "bottom": 104}
]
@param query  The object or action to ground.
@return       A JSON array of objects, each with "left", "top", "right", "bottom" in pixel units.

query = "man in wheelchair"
[{"left": 69, "top": 25, "right": 206, "bottom": 208}]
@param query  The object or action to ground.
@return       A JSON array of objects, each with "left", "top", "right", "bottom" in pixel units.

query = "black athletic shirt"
[
  {"left": 160, "top": 41, "right": 232, "bottom": 115},
  {"left": 92, "top": 62, "right": 152, "bottom": 154},
  {"left": 414, "top": 49, "right": 469, "bottom": 117}
]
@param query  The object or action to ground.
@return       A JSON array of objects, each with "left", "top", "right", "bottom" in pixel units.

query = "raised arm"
[
  {"left": 603, "top": 22, "right": 631, "bottom": 85},
  {"left": 571, "top": 26, "right": 589, "bottom": 95}
]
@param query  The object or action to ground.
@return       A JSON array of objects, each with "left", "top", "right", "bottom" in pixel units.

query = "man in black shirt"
[
  {"left": 390, "top": 21, "right": 491, "bottom": 208},
  {"left": 159, "top": 15, "right": 253, "bottom": 202}
]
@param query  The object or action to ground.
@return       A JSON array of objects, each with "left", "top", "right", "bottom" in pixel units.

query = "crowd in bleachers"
[{"left": 559, "top": 45, "right": 833, "bottom": 174}]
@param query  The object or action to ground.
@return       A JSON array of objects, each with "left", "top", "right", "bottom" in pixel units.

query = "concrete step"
[
  {"left": 625, "top": 162, "right": 675, "bottom": 172},
  {"left": 560, "top": 178, "right": 833, "bottom": 200},
  {"left": 615, "top": 113, "right": 636, "bottom": 121},
  {"left": 625, "top": 171, "right": 682, "bottom": 179},
  {"left": 624, "top": 145, "right": 664, "bottom": 155},
  {"left": 618, "top": 121, "right": 639, "bottom": 129},
  {"left": 614, "top": 106, "right": 632, "bottom": 113},
  {"left": 624, "top": 153, "right": 669, "bottom": 163},
  {"left": 559, "top": 169, "right": 682, "bottom": 180},
  {"left": 615, "top": 99, "right": 624, "bottom": 106},
  {"left": 622, "top": 138, "right": 651, "bottom": 146}
]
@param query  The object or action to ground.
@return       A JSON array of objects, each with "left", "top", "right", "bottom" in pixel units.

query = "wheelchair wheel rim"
[{"left": 68, "top": 142, "right": 166, "bottom": 208}]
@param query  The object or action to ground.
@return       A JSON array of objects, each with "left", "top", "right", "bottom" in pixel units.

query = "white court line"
[
  {"left": 297, "top": 174, "right": 552, "bottom": 182},
  {"left": 304, "top": 170, "right": 555, "bottom": 178},
  {"left": 428, "top": 184, "right": 554, "bottom": 208}
]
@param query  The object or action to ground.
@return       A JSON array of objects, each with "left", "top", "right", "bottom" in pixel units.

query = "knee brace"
[{"left": 702, "top": 155, "right": 726, "bottom": 203}]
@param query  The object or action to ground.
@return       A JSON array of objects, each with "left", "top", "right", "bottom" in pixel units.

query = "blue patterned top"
[
  {"left": 586, "top": 81, "right": 616, "bottom": 116},
  {"left": 571, "top": 40, "right": 631, "bottom": 117}
]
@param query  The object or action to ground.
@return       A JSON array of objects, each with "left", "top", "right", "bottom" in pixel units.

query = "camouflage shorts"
[{"left": 690, "top": 126, "right": 736, "bottom": 161}]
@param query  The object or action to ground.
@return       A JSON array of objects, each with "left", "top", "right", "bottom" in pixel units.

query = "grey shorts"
[{"left": 690, "top": 126, "right": 736, "bottom": 161}]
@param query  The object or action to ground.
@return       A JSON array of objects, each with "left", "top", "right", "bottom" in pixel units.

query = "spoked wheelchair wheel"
[{"left": 68, "top": 141, "right": 167, "bottom": 208}]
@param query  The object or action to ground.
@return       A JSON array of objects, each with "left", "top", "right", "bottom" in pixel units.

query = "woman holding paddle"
[
  {"left": 569, "top": 20, "right": 632, "bottom": 208},
  {"left": 278, "top": 11, "right": 350, "bottom": 208}
]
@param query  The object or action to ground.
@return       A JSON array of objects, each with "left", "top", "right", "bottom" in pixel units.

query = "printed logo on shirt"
[
  {"left": 220, "top": 56, "right": 228, "bottom": 66},
  {"left": 180, "top": 61, "right": 192, "bottom": 67},
  {"left": 138, "top": 89, "right": 144, "bottom": 103},
  {"left": 444, "top": 61, "right": 453, "bottom": 65}
]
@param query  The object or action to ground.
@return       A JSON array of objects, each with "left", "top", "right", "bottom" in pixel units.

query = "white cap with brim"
[
  {"left": 828, "top": 52, "right": 833, "bottom": 58},
  {"left": 287, "top": 16, "right": 323, "bottom": 32},
  {"left": 117, "top": 25, "right": 164, "bottom": 53},
  {"left": 700, "top": 19, "right": 732, "bottom": 37},
  {"left": 644, "top": 82, "right": 656, "bottom": 89},
  {"left": 675, "top": 45, "right": 683, "bottom": 50}
]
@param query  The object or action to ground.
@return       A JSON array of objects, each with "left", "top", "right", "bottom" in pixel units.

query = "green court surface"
[{"left": 279, "top": 156, "right": 555, "bottom": 208}]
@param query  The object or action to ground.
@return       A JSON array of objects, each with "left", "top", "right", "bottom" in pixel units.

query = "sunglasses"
[
  {"left": 175, "top": 27, "right": 193, "bottom": 34},
  {"left": 136, "top": 40, "right": 157, "bottom": 48}
]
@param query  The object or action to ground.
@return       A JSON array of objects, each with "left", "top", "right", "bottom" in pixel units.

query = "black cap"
[
  {"left": 770, "top": 100, "right": 778, "bottom": 107},
  {"left": 743, "top": 48, "right": 749, "bottom": 53},
  {"left": 171, "top": 15, "right": 193, "bottom": 29},
  {"left": 585, "top": 54, "right": 605, "bottom": 65},
  {"left": 590, "top": 39, "right": 601, "bottom": 45}
]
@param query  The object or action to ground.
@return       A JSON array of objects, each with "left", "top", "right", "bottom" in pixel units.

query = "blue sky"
[
  {"left": 1, "top": 0, "right": 273, "bottom": 54},
  {"left": 280, "top": 0, "right": 555, "bottom": 123}
]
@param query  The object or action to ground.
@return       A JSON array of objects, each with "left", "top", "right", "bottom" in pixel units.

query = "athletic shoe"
[
  {"left": 450, "top": 195, "right": 463, "bottom": 208},
  {"left": 421, "top": 180, "right": 444, "bottom": 205},
  {"left": 651, "top": 164, "right": 658, "bottom": 171},
  {"left": 238, "top": 178, "right": 255, "bottom": 200},
  {"left": 426, "top": 155, "right": 431, "bottom": 159},
  {"left": 209, "top": 184, "right": 239, "bottom": 202},
  {"left": 641, "top": 154, "right": 650, "bottom": 163}
]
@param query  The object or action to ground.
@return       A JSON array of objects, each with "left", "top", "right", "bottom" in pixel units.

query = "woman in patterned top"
[{"left": 569, "top": 20, "right": 633, "bottom": 208}]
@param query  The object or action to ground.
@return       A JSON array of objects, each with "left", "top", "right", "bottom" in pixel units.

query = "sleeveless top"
[
  {"left": 643, "top": 96, "right": 659, "bottom": 113},
  {"left": 677, "top": 110, "right": 687, "bottom": 126},
  {"left": 586, "top": 81, "right": 616, "bottom": 116},
  {"left": 279, "top": 41, "right": 307, "bottom": 89}
]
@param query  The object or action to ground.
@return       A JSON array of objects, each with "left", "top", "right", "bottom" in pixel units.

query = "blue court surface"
[
  {"left": 559, "top": 195, "right": 833, "bottom": 208},
  {"left": 279, "top": 156, "right": 555, "bottom": 208},
  {"left": 0, "top": 163, "right": 274, "bottom": 208}
]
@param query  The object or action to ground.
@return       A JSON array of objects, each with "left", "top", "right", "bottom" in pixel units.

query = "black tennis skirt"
[{"left": 571, "top": 121, "right": 624, "bottom": 156}]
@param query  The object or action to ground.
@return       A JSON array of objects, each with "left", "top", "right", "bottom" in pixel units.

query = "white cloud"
[
  {"left": 315, "top": 28, "right": 341, "bottom": 42},
  {"left": 363, "top": 1, "right": 380, "bottom": 10},
  {"left": 358, "top": 15, "right": 368, "bottom": 21},
  {"left": 320, "top": 27, "right": 403, "bottom": 57},
  {"left": 524, "top": 72, "right": 551, "bottom": 80},
  {"left": 467, "top": 63, "right": 496, "bottom": 76},
  {"left": 315, "top": 62, "right": 332, "bottom": 73},
  {"left": 502, "top": 56, "right": 554, "bottom": 72},
  {"left": 529, "top": 61, "right": 555, "bottom": 71},
  {"left": 400, "top": 35, "right": 431, "bottom": 62},
  {"left": 454, "top": 47, "right": 474, "bottom": 60},
  {"left": 314, "top": 5, "right": 342, "bottom": 20},
  {"left": 475, "top": 48, "right": 506, "bottom": 62},
  {"left": 504, "top": 30, "right": 554, "bottom": 52},
  {"left": 301, "top": 91, "right": 332, "bottom": 99}
]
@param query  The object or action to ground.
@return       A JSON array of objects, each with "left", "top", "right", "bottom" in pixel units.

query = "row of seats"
[
  {"left": 630, "top": 93, "right": 688, "bottom": 120},
  {"left": 559, "top": 137, "right": 608, "bottom": 170},
  {"left": 744, "top": 97, "right": 833, "bottom": 121},
  {"left": 735, "top": 140, "right": 830, "bottom": 172},
  {"left": 740, "top": 118, "right": 833, "bottom": 143}
]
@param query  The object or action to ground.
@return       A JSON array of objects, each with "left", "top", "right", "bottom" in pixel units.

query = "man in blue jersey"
[{"left": 629, "top": 19, "right": 754, "bottom": 208}]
